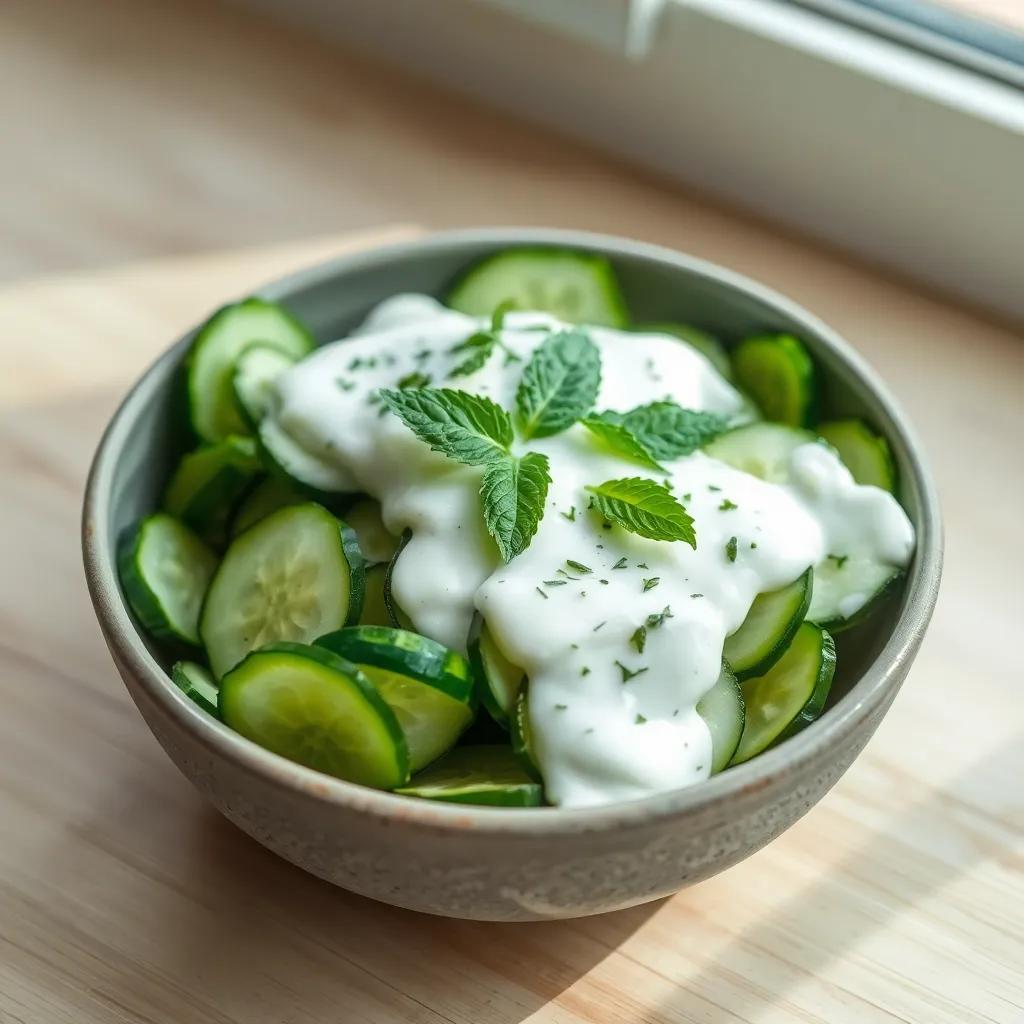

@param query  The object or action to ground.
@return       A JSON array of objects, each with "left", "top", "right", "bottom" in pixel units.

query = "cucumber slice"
[
  {"left": 345, "top": 498, "right": 399, "bottom": 565},
  {"left": 230, "top": 475, "right": 302, "bottom": 537},
  {"left": 384, "top": 530, "right": 416, "bottom": 630},
  {"left": 200, "top": 503, "right": 365, "bottom": 678},
  {"left": 395, "top": 746, "right": 543, "bottom": 807},
  {"left": 447, "top": 248, "right": 629, "bottom": 327},
  {"left": 219, "top": 642, "right": 408, "bottom": 788},
  {"left": 723, "top": 568, "right": 812, "bottom": 680},
  {"left": 232, "top": 342, "right": 297, "bottom": 429},
  {"left": 171, "top": 661, "right": 219, "bottom": 716},
  {"left": 467, "top": 614, "right": 525, "bottom": 729},
  {"left": 163, "top": 436, "right": 262, "bottom": 546},
  {"left": 316, "top": 626, "right": 474, "bottom": 771},
  {"left": 696, "top": 664, "right": 745, "bottom": 774},
  {"left": 510, "top": 685, "right": 542, "bottom": 782},
  {"left": 729, "top": 623, "right": 836, "bottom": 765},
  {"left": 817, "top": 419, "right": 897, "bottom": 492},
  {"left": 809, "top": 556, "right": 902, "bottom": 632},
  {"left": 731, "top": 334, "right": 817, "bottom": 426},
  {"left": 359, "top": 563, "right": 392, "bottom": 627},
  {"left": 186, "top": 298, "right": 314, "bottom": 442},
  {"left": 703, "top": 422, "right": 815, "bottom": 483},
  {"left": 118, "top": 514, "right": 218, "bottom": 647},
  {"left": 259, "top": 417, "right": 357, "bottom": 496},
  {"left": 637, "top": 322, "right": 732, "bottom": 380}
]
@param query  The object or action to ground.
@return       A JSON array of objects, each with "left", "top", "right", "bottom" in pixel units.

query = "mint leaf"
[
  {"left": 480, "top": 452, "right": 551, "bottom": 561},
  {"left": 379, "top": 387, "right": 512, "bottom": 466},
  {"left": 599, "top": 402, "right": 727, "bottom": 461},
  {"left": 582, "top": 414, "right": 665, "bottom": 471},
  {"left": 449, "top": 301, "right": 517, "bottom": 378},
  {"left": 586, "top": 477, "right": 696, "bottom": 546},
  {"left": 516, "top": 329, "right": 600, "bottom": 439}
]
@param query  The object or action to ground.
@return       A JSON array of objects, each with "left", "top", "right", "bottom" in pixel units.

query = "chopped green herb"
[
  {"left": 682, "top": 492, "right": 692, "bottom": 502},
  {"left": 725, "top": 536, "right": 738, "bottom": 563},
  {"left": 554, "top": 703, "right": 568, "bottom": 711},
  {"left": 631, "top": 625, "right": 647, "bottom": 654},
  {"left": 335, "top": 377, "right": 356, "bottom": 392},
  {"left": 718, "top": 498, "right": 738, "bottom": 511},
  {"left": 646, "top": 606, "right": 673, "bottom": 628},
  {"left": 543, "top": 579, "right": 568, "bottom": 587},
  {"left": 570, "top": 643, "right": 579, "bottom": 649},
  {"left": 643, "top": 577, "right": 660, "bottom": 592},
  {"left": 561, "top": 505, "right": 577, "bottom": 522},
  {"left": 536, "top": 587, "right": 549, "bottom": 599},
  {"left": 593, "top": 621, "right": 607, "bottom": 632},
  {"left": 691, "top": 593, "right": 704, "bottom": 599},
  {"left": 637, "top": 562, "right": 649, "bottom": 570},
  {"left": 566, "top": 559, "right": 592, "bottom": 574},
  {"left": 581, "top": 666, "right": 591, "bottom": 676},
  {"left": 635, "top": 713, "right": 648, "bottom": 725},
  {"left": 612, "top": 557, "right": 628, "bottom": 570},
  {"left": 556, "top": 568, "right": 578, "bottom": 580},
  {"left": 708, "top": 484, "right": 721, "bottom": 492},
  {"left": 397, "top": 370, "right": 431, "bottom": 390},
  {"left": 584, "top": 727, "right": 595, "bottom": 734},
  {"left": 615, "top": 660, "right": 649, "bottom": 683},
  {"left": 750, "top": 541, "right": 758, "bottom": 549},
  {"left": 599, "top": 579, "right": 609, "bottom": 585},
  {"left": 413, "top": 348, "right": 432, "bottom": 363},
  {"left": 828, "top": 553, "right": 849, "bottom": 568}
]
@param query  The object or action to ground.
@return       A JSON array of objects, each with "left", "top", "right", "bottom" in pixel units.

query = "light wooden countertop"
[{"left": 1, "top": 222, "right": 1021, "bottom": 1023}]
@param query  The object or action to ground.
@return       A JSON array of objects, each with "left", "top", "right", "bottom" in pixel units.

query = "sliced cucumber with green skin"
[
  {"left": 384, "top": 530, "right": 416, "bottom": 630},
  {"left": 345, "top": 497, "right": 399, "bottom": 565},
  {"left": 467, "top": 613, "right": 525, "bottom": 729},
  {"left": 219, "top": 642, "right": 408, "bottom": 788},
  {"left": 119, "top": 514, "right": 218, "bottom": 647},
  {"left": 724, "top": 568, "right": 812, "bottom": 680},
  {"left": 259, "top": 418, "right": 357, "bottom": 497},
  {"left": 395, "top": 746, "right": 543, "bottom": 807},
  {"left": 171, "top": 661, "right": 219, "bottom": 716},
  {"left": 232, "top": 342, "right": 297, "bottom": 429},
  {"left": 809, "top": 556, "right": 902, "bottom": 632},
  {"left": 316, "top": 626, "right": 474, "bottom": 772},
  {"left": 163, "top": 435, "right": 262, "bottom": 546},
  {"left": 510, "top": 685, "right": 542, "bottom": 782},
  {"left": 230, "top": 475, "right": 303, "bottom": 537},
  {"left": 703, "top": 422, "right": 815, "bottom": 483},
  {"left": 200, "top": 503, "right": 365, "bottom": 678},
  {"left": 731, "top": 334, "right": 817, "bottom": 427},
  {"left": 637, "top": 322, "right": 732, "bottom": 380},
  {"left": 359, "top": 563, "right": 392, "bottom": 627},
  {"left": 729, "top": 623, "right": 836, "bottom": 766},
  {"left": 447, "top": 248, "right": 629, "bottom": 328},
  {"left": 817, "top": 419, "right": 897, "bottom": 492},
  {"left": 186, "top": 298, "right": 314, "bottom": 442},
  {"left": 696, "top": 663, "right": 745, "bottom": 774}
]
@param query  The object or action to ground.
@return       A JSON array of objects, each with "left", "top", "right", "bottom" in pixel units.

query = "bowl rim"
[{"left": 82, "top": 226, "right": 942, "bottom": 835}]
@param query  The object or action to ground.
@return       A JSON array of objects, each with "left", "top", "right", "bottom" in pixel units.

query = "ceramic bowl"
[{"left": 82, "top": 228, "right": 941, "bottom": 920}]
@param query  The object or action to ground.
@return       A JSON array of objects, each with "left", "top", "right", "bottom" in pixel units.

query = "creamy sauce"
[{"left": 271, "top": 296, "right": 915, "bottom": 808}]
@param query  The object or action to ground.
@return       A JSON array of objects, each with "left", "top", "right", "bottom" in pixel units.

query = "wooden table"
[{"left": 1, "top": 225, "right": 1021, "bottom": 1024}]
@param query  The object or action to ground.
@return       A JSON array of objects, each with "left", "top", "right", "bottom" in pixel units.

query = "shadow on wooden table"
[
  {"left": 178, "top": 804, "right": 660, "bottom": 1022},
  {"left": 654, "top": 735, "right": 1023, "bottom": 1021}
]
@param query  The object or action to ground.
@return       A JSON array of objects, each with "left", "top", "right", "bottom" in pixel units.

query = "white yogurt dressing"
[{"left": 272, "top": 295, "right": 915, "bottom": 808}]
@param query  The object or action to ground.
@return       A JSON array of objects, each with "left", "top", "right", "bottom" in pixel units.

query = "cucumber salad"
[{"left": 119, "top": 248, "right": 914, "bottom": 808}]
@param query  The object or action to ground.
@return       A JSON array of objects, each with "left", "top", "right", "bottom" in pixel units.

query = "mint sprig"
[
  {"left": 448, "top": 301, "right": 517, "bottom": 378},
  {"left": 481, "top": 452, "right": 551, "bottom": 562},
  {"left": 378, "top": 387, "right": 511, "bottom": 465},
  {"left": 596, "top": 402, "right": 727, "bottom": 461},
  {"left": 581, "top": 414, "right": 665, "bottom": 471},
  {"left": 516, "top": 329, "right": 600, "bottom": 439},
  {"left": 586, "top": 477, "right": 696, "bottom": 546}
]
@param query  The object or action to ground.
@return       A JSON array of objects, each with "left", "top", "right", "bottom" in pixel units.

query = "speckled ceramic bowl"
[{"left": 83, "top": 228, "right": 941, "bottom": 921}]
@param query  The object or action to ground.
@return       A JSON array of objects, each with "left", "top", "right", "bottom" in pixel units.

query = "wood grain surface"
[{"left": 0, "top": 224, "right": 1021, "bottom": 1024}]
